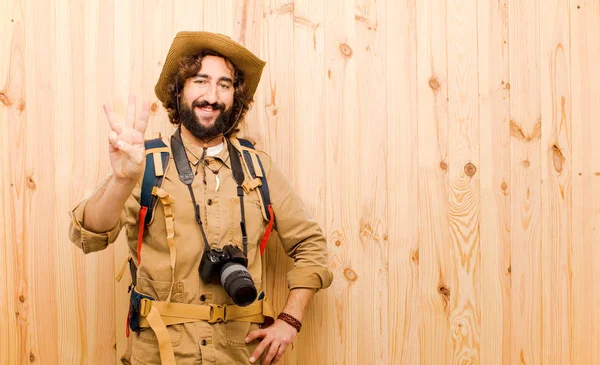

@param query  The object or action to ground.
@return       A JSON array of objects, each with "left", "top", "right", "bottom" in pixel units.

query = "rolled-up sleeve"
[
  {"left": 68, "top": 199, "right": 123, "bottom": 254},
  {"left": 68, "top": 175, "right": 140, "bottom": 254},
  {"left": 263, "top": 153, "right": 334, "bottom": 291}
]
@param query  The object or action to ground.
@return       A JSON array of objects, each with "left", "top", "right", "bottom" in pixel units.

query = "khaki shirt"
[{"left": 68, "top": 135, "right": 333, "bottom": 364}]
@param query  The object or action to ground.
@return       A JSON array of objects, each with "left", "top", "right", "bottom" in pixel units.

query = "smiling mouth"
[{"left": 195, "top": 105, "right": 220, "bottom": 116}]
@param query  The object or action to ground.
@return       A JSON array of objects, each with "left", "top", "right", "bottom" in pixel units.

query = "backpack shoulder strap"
[
  {"left": 235, "top": 138, "right": 275, "bottom": 256},
  {"left": 141, "top": 138, "right": 171, "bottom": 224},
  {"left": 136, "top": 137, "right": 170, "bottom": 265},
  {"left": 237, "top": 138, "right": 272, "bottom": 220}
]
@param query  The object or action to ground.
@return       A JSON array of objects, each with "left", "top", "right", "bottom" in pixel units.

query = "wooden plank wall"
[{"left": 1, "top": 0, "right": 599, "bottom": 364}]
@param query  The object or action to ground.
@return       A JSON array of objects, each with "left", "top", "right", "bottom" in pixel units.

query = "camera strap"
[
  {"left": 171, "top": 127, "right": 248, "bottom": 256},
  {"left": 228, "top": 139, "right": 249, "bottom": 257}
]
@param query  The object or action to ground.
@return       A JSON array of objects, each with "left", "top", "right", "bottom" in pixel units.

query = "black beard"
[{"left": 178, "top": 100, "right": 235, "bottom": 142}]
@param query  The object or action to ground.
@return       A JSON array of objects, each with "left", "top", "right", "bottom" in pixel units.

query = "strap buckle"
[
  {"left": 139, "top": 298, "right": 153, "bottom": 317},
  {"left": 208, "top": 304, "right": 227, "bottom": 323}
]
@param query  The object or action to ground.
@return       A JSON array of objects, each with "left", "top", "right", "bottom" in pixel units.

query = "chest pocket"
[{"left": 228, "top": 196, "right": 266, "bottom": 265}]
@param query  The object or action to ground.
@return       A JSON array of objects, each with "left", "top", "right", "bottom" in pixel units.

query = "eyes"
[{"left": 193, "top": 79, "right": 231, "bottom": 91}]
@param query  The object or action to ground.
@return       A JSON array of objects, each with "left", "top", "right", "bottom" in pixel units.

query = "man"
[{"left": 69, "top": 31, "right": 332, "bottom": 365}]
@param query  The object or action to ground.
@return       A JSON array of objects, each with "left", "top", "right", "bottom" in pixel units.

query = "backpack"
[{"left": 136, "top": 136, "right": 275, "bottom": 267}]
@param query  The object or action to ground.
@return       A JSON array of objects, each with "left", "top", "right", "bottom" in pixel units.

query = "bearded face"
[
  {"left": 178, "top": 99, "right": 236, "bottom": 142},
  {"left": 178, "top": 55, "right": 237, "bottom": 142}
]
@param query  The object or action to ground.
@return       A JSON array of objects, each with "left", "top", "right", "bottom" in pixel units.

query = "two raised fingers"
[{"left": 103, "top": 95, "right": 150, "bottom": 135}]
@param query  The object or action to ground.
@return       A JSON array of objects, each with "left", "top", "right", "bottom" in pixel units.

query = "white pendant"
[{"left": 215, "top": 175, "right": 220, "bottom": 192}]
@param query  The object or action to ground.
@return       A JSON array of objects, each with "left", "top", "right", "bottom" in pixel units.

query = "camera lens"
[{"left": 220, "top": 262, "right": 257, "bottom": 307}]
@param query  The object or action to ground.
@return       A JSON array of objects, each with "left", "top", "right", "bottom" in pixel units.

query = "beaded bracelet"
[{"left": 277, "top": 312, "right": 302, "bottom": 333}]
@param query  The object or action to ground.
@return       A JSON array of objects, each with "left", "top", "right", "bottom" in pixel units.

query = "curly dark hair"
[{"left": 162, "top": 50, "right": 253, "bottom": 136}]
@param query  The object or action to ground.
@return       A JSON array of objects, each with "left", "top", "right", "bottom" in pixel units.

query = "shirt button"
[
  {"left": 207, "top": 199, "right": 213, "bottom": 206},
  {"left": 200, "top": 295, "right": 206, "bottom": 301},
  {"left": 201, "top": 339, "right": 207, "bottom": 346}
]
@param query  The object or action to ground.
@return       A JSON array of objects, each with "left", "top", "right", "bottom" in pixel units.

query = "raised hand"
[{"left": 103, "top": 95, "right": 150, "bottom": 183}]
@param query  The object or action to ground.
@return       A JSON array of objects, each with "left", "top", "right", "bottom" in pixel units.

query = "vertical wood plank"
[
  {"left": 416, "top": 0, "right": 452, "bottom": 362},
  {"left": 446, "top": 0, "right": 481, "bottom": 363},
  {"left": 1, "top": 1, "right": 26, "bottom": 364},
  {"left": 508, "top": 0, "right": 543, "bottom": 363},
  {"left": 290, "top": 1, "right": 328, "bottom": 363},
  {"left": 385, "top": 0, "right": 420, "bottom": 363},
  {"left": 323, "top": 0, "right": 358, "bottom": 363},
  {"left": 570, "top": 1, "right": 600, "bottom": 364},
  {"left": 25, "top": 0, "right": 59, "bottom": 363},
  {"left": 260, "top": 1, "right": 297, "bottom": 364},
  {"left": 539, "top": 0, "right": 573, "bottom": 364},
  {"left": 477, "top": 0, "right": 511, "bottom": 364},
  {"left": 354, "top": 0, "right": 388, "bottom": 363},
  {"left": 234, "top": 0, "right": 265, "bottom": 144},
  {"left": 143, "top": 0, "right": 174, "bottom": 138}
]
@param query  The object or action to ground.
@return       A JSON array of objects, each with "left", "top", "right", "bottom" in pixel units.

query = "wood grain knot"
[
  {"left": 27, "top": 176, "right": 36, "bottom": 190},
  {"left": 464, "top": 163, "right": 476, "bottom": 176},
  {"left": 440, "top": 160, "right": 448, "bottom": 171},
  {"left": 521, "top": 160, "right": 530, "bottom": 168},
  {"left": 355, "top": 14, "right": 377, "bottom": 30},
  {"left": 552, "top": 144, "right": 564, "bottom": 173},
  {"left": 510, "top": 118, "right": 541, "bottom": 142},
  {"left": 520, "top": 349, "right": 525, "bottom": 364},
  {"left": 504, "top": 82, "right": 510, "bottom": 91},
  {"left": 272, "top": 108, "right": 278, "bottom": 116},
  {"left": 382, "top": 234, "right": 388, "bottom": 241},
  {"left": 0, "top": 91, "right": 11, "bottom": 106},
  {"left": 343, "top": 268, "right": 358, "bottom": 282},
  {"left": 507, "top": 265, "right": 511, "bottom": 274},
  {"left": 438, "top": 285, "right": 450, "bottom": 298},
  {"left": 30, "top": 352, "right": 36, "bottom": 362},
  {"left": 19, "top": 295, "right": 25, "bottom": 303},
  {"left": 595, "top": 172, "right": 600, "bottom": 176},
  {"left": 428, "top": 76, "right": 440, "bottom": 92},
  {"left": 328, "top": 69, "right": 332, "bottom": 79},
  {"left": 150, "top": 102, "right": 158, "bottom": 112},
  {"left": 339, "top": 43, "right": 353, "bottom": 58},
  {"left": 501, "top": 181, "right": 508, "bottom": 195},
  {"left": 412, "top": 249, "right": 419, "bottom": 265},
  {"left": 334, "top": 240, "right": 342, "bottom": 246},
  {"left": 18, "top": 100, "right": 26, "bottom": 113}
]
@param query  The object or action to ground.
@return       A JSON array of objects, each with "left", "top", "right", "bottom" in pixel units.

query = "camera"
[{"left": 199, "top": 244, "right": 257, "bottom": 307}]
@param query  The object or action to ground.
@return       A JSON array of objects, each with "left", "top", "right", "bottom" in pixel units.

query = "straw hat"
[{"left": 155, "top": 31, "right": 266, "bottom": 104}]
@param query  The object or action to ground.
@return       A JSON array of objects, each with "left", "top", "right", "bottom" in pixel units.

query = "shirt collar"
[{"left": 179, "top": 133, "right": 231, "bottom": 169}]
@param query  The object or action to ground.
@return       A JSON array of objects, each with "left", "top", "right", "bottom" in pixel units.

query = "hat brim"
[{"left": 155, "top": 31, "right": 265, "bottom": 105}]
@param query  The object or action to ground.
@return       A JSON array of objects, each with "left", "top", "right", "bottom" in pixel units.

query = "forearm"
[
  {"left": 82, "top": 176, "right": 136, "bottom": 232},
  {"left": 280, "top": 288, "right": 316, "bottom": 322}
]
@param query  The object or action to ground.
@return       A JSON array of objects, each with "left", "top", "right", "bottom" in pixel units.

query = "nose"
[{"left": 203, "top": 84, "right": 218, "bottom": 104}]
